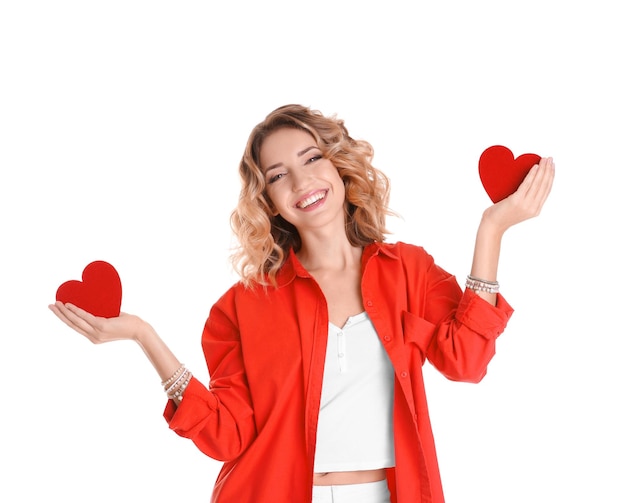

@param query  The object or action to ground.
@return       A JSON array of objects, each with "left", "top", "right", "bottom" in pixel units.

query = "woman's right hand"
[
  {"left": 49, "top": 301, "right": 149, "bottom": 344},
  {"left": 50, "top": 302, "right": 185, "bottom": 398}
]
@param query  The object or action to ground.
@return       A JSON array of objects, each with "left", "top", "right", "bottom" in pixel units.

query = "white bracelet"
[
  {"left": 465, "top": 275, "right": 500, "bottom": 294},
  {"left": 167, "top": 372, "right": 192, "bottom": 400},
  {"left": 164, "top": 368, "right": 190, "bottom": 395},
  {"left": 161, "top": 364, "right": 185, "bottom": 387}
]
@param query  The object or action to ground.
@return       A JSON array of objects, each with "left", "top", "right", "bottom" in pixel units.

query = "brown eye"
[{"left": 268, "top": 173, "right": 285, "bottom": 184}]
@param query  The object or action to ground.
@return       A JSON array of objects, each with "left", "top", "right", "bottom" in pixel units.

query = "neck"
[{"left": 296, "top": 233, "right": 362, "bottom": 273}]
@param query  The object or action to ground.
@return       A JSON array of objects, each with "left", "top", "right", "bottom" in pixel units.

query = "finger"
[
  {"left": 528, "top": 158, "right": 554, "bottom": 206},
  {"left": 516, "top": 162, "right": 541, "bottom": 197},
  {"left": 521, "top": 158, "right": 548, "bottom": 194},
  {"left": 65, "top": 302, "right": 99, "bottom": 324},
  {"left": 64, "top": 303, "right": 105, "bottom": 336},
  {"left": 535, "top": 158, "right": 555, "bottom": 205},
  {"left": 524, "top": 158, "right": 555, "bottom": 214},
  {"left": 49, "top": 302, "right": 92, "bottom": 338},
  {"left": 55, "top": 302, "right": 104, "bottom": 342}
]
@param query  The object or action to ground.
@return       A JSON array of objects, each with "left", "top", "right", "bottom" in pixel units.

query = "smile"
[{"left": 296, "top": 190, "right": 328, "bottom": 209}]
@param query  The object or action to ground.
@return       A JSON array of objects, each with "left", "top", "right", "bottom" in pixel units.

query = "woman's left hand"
[{"left": 482, "top": 156, "right": 555, "bottom": 234}]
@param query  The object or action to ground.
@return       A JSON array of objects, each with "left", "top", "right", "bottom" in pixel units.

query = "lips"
[{"left": 295, "top": 190, "right": 327, "bottom": 209}]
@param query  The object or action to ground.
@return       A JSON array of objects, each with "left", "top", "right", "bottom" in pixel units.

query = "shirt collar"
[{"left": 274, "top": 241, "right": 399, "bottom": 288}]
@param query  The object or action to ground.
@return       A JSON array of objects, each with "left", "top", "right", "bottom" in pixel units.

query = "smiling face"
[{"left": 260, "top": 128, "right": 347, "bottom": 236}]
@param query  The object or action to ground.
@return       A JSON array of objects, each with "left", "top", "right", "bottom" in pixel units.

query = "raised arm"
[{"left": 469, "top": 157, "right": 555, "bottom": 305}]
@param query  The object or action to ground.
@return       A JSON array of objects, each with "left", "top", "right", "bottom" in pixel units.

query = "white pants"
[{"left": 312, "top": 480, "right": 391, "bottom": 503}]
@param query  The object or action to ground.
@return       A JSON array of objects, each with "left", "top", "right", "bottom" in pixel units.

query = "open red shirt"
[{"left": 164, "top": 242, "right": 514, "bottom": 502}]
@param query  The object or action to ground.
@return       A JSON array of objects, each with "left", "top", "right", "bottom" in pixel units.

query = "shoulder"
[
  {"left": 374, "top": 241, "right": 435, "bottom": 265},
  {"left": 202, "top": 280, "right": 272, "bottom": 338},
  {"left": 210, "top": 276, "right": 295, "bottom": 321},
  {"left": 212, "top": 279, "right": 266, "bottom": 310},
  {"left": 372, "top": 241, "right": 452, "bottom": 286}
]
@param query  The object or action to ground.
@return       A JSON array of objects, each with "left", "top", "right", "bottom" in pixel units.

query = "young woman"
[{"left": 50, "top": 104, "right": 555, "bottom": 503}]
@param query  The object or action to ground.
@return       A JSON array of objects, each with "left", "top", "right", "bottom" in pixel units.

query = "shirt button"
[
  {"left": 383, "top": 335, "right": 392, "bottom": 342},
  {"left": 366, "top": 300, "right": 373, "bottom": 307},
  {"left": 338, "top": 353, "right": 345, "bottom": 358},
  {"left": 401, "top": 371, "right": 408, "bottom": 378},
  {"left": 338, "top": 331, "right": 344, "bottom": 336}
]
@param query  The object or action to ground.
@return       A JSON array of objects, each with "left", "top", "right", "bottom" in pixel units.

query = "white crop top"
[{"left": 313, "top": 312, "right": 395, "bottom": 472}]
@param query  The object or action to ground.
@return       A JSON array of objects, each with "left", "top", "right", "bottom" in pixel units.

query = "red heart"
[
  {"left": 56, "top": 261, "right": 122, "bottom": 318},
  {"left": 479, "top": 145, "right": 541, "bottom": 203}
]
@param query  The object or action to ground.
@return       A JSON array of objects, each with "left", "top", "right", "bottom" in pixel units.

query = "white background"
[{"left": 1, "top": 1, "right": 624, "bottom": 502}]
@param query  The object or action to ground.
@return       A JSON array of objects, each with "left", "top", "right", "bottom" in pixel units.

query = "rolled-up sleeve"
[
  {"left": 425, "top": 279, "right": 514, "bottom": 383},
  {"left": 413, "top": 252, "right": 514, "bottom": 383},
  {"left": 163, "top": 291, "right": 257, "bottom": 462}
]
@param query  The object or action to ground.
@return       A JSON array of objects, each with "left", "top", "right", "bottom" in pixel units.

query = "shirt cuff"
[
  {"left": 163, "top": 377, "right": 218, "bottom": 433},
  {"left": 456, "top": 289, "right": 514, "bottom": 339}
]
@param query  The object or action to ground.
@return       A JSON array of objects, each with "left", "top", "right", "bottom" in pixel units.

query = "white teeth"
[{"left": 297, "top": 191, "right": 326, "bottom": 208}]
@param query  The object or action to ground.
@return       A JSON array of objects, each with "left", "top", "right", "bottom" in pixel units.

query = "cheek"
[
  {"left": 263, "top": 190, "right": 283, "bottom": 216},
  {"left": 332, "top": 170, "right": 347, "bottom": 194},
  {"left": 326, "top": 163, "right": 343, "bottom": 183}
]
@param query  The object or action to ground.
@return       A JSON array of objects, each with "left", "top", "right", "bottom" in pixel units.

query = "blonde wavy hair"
[{"left": 230, "top": 104, "right": 392, "bottom": 287}]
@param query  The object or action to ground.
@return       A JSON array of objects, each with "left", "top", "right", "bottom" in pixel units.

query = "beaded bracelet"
[
  {"left": 465, "top": 275, "right": 500, "bottom": 294},
  {"left": 167, "top": 371, "right": 192, "bottom": 401},
  {"left": 164, "top": 368, "right": 190, "bottom": 395},
  {"left": 161, "top": 364, "right": 185, "bottom": 387}
]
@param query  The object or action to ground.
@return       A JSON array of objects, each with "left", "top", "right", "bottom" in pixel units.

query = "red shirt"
[{"left": 164, "top": 242, "right": 514, "bottom": 502}]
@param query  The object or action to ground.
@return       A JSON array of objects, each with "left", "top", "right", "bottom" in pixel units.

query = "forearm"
[
  {"left": 134, "top": 322, "right": 185, "bottom": 400},
  {"left": 469, "top": 215, "right": 505, "bottom": 306},
  {"left": 468, "top": 157, "right": 555, "bottom": 306},
  {"left": 49, "top": 301, "right": 190, "bottom": 403}
]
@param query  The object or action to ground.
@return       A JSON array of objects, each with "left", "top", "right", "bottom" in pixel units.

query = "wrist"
[
  {"left": 478, "top": 211, "right": 506, "bottom": 242},
  {"left": 133, "top": 320, "right": 158, "bottom": 346},
  {"left": 470, "top": 213, "right": 504, "bottom": 286}
]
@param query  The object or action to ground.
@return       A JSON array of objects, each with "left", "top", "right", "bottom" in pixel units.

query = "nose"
[{"left": 290, "top": 168, "right": 312, "bottom": 193}]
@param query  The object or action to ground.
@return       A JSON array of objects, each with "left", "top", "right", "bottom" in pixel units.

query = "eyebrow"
[{"left": 264, "top": 146, "right": 319, "bottom": 173}]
